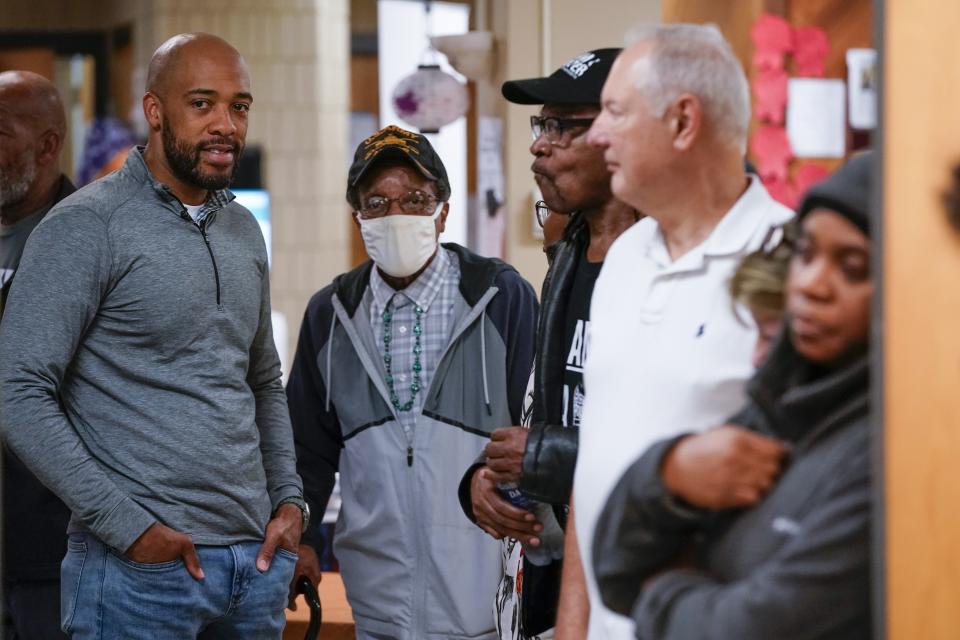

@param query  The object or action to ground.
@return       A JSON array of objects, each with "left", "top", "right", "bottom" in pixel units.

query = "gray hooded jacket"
[
  {"left": 287, "top": 245, "right": 538, "bottom": 639},
  {"left": 593, "top": 334, "right": 871, "bottom": 640}
]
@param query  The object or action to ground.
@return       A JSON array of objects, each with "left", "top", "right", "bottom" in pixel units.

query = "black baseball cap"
[
  {"left": 346, "top": 125, "right": 451, "bottom": 205},
  {"left": 501, "top": 48, "right": 622, "bottom": 105}
]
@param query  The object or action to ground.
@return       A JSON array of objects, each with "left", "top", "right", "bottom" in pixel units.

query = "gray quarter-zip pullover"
[{"left": 0, "top": 147, "right": 302, "bottom": 553}]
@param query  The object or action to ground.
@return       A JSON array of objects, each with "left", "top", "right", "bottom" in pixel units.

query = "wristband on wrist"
[{"left": 275, "top": 496, "right": 310, "bottom": 533}]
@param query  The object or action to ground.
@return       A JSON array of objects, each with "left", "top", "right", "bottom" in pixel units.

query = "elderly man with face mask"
[{"left": 287, "top": 125, "right": 538, "bottom": 640}]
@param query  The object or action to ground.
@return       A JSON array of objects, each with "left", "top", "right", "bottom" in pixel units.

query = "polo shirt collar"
[
  {"left": 647, "top": 176, "right": 777, "bottom": 272},
  {"left": 700, "top": 175, "right": 777, "bottom": 257}
]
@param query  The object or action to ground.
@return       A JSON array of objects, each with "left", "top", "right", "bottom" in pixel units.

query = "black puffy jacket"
[
  {"left": 521, "top": 212, "right": 589, "bottom": 504},
  {"left": 456, "top": 212, "right": 591, "bottom": 636}
]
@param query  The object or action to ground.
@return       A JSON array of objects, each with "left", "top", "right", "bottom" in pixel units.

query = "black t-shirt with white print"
[
  {"left": 495, "top": 247, "right": 604, "bottom": 640},
  {"left": 560, "top": 248, "right": 603, "bottom": 428}
]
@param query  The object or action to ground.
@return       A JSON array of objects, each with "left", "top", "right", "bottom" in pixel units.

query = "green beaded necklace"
[{"left": 382, "top": 299, "right": 424, "bottom": 412}]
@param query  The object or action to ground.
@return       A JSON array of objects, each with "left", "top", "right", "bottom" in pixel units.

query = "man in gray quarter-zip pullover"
[{"left": 0, "top": 33, "right": 305, "bottom": 639}]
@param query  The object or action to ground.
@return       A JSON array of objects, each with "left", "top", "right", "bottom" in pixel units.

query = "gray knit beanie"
[{"left": 797, "top": 151, "right": 874, "bottom": 237}]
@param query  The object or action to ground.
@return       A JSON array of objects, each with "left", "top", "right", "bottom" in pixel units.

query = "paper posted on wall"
[
  {"left": 476, "top": 116, "right": 506, "bottom": 258},
  {"left": 846, "top": 48, "right": 877, "bottom": 130},
  {"left": 787, "top": 78, "right": 846, "bottom": 158}
]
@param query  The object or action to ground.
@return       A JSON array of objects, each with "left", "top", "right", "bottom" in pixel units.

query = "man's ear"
[
  {"left": 669, "top": 93, "right": 703, "bottom": 152},
  {"left": 34, "top": 129, "right": 63, "bottom": 167},
  {"left": 143, "top": 92, "right": 163, "bottom": 131},
  {"left": 436, "top": 202, "right": 449, "bottom": 237}
]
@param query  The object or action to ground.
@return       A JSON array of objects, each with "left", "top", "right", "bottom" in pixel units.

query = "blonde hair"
[{"left": 729, "top": 221, "right": 795, "bottom": 320}]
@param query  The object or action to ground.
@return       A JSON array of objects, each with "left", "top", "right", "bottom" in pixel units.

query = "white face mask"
[{"left": 357, "top": 205, "right": 443, "bottom": 278}]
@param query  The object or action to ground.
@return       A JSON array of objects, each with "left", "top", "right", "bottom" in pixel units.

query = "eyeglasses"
[
  {"left": 357, "top": 190, "right": 439, "bottom": 219},
  {"left": 530, "top": 115, "right": 596, "bottom": 147},
  {"left": 535, "top": 200, "right": 550, "bottom": 228}
]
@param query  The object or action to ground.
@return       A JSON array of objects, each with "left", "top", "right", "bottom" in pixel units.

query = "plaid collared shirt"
[
  {"left": 194, "top": 189, "right": 232, "bottom": 227},
  {"left": 155, "top": 180, "right": 232, "bottom": 228},
  {"left": 370, "top": 247, "right": 460, "bottom": 439}
]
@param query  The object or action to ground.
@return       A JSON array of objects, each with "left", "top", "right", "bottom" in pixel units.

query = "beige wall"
[
  {"left": 1, "top": 0, "right": 350, "bottom": 363},
  {"left": 489, "top": 0, "right": 661, "bottom": 290},
  {"left": 547, "top": 0, "right": 660, "bottom": 64}
]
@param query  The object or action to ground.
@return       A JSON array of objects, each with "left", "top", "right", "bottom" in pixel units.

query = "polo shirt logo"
[{"left": 695, "top": 323, "right": 705, "bottom": 338}]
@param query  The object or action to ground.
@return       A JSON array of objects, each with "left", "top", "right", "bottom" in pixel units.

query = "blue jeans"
[{"left": 60, "top": 532, "right": 296, "bottom": 639}]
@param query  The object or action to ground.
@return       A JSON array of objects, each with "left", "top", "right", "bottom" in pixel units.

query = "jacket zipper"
[
  {"left": 182, "top": 208, "right": 222, "bottom": 308},
  {"left": 330, "top": 299, "right": 415, "bottom": 467},
  {"left": 200, "top": 224, "right": 222, "bottom": 307},
  {"left": 330, "top": 289, "right": 495, "bottom": 637}
]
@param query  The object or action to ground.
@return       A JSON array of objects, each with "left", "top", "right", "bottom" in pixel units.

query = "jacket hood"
[{"left": 747, "top": 331, "right": 870, "bottom": 445}]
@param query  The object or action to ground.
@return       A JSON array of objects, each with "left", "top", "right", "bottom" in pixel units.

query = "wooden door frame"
[{"left": 0, "top": 28, "right": 128, "bottom": 118}]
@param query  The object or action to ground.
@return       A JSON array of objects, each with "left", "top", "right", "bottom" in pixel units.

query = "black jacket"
[
  {"left": 521, "top": 212, "right": 589, "bottom": 503},
  {"left": 521, "top": 214, "right": 592, "bottom": 634},
  {"left": 456, "top": 213, "right": 591, "bottom": 636},
  {"left": 593, "top": 335, "right": 872, "bottom": 640},
  {"left": 2, "top": 176, "right": 75, "bottom": 583}
]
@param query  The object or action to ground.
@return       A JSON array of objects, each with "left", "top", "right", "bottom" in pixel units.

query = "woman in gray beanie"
[{"left": 591, "top": 152, "right": 875, "bottom": 640}]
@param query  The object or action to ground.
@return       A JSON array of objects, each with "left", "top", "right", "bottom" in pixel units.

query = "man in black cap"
[
  {"left": 287, "top": 125, "right": 538, "bottom": 640},
  {"left": 456, "top": 49, "right": 639, "bottom": 640}
]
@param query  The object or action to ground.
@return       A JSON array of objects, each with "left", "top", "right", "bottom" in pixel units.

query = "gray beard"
[{"left": 0, "top": 158, "right": 37, "bottom": 211}]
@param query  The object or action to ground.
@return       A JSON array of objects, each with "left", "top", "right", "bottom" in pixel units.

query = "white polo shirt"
[{"left": 574, "top": 177, "right": 793, "bottom": 639}]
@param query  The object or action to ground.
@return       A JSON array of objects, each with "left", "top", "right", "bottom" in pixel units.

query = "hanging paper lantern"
[{"left": 392, "top": 64, "right": 469, "bottom": 134}]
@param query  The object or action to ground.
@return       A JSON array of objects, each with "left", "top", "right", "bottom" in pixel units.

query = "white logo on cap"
[{"left": 562, "top": 53, "right": 600, "bottom": 79}]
